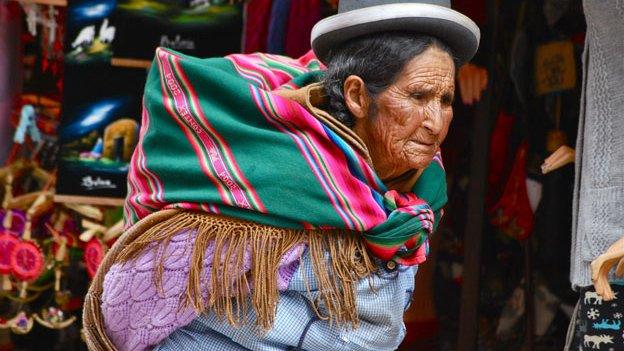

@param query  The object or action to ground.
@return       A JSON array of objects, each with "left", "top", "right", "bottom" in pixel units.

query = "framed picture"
[
  {"left": 56, "top": 64, "right": 146, "bottom": 199},
  {"left": 111, "top": 0, "right": 243, "bottom": 60},
  {"left": 64, "top": 0, "right": 118, "bottom": 65}
]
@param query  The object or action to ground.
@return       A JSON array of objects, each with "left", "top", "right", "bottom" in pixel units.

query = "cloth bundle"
[{"left": 125, "top": 47, "right": 447, "bottom": 266}]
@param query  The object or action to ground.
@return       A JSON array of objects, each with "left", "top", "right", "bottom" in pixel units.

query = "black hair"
[{"left": 322, "top": 32, "right": 456, "bottom": 127}]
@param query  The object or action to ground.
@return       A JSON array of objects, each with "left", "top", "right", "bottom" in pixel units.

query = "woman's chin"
[{"left": 404, "top": 155, "right": 435, "bottom": 170}]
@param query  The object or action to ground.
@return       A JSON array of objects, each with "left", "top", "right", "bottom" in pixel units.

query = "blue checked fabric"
[{"left": 155, "top": 248, "right": 417, "bottom": 351}]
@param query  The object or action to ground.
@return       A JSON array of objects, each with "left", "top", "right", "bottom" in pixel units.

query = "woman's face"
[{"left": 351, "top": 47, "right": 455, "bottom": 181}]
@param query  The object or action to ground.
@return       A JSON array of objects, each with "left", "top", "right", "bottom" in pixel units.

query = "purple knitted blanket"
[{"left": 101, "top": 230, "right": 304, "bottom": 351}]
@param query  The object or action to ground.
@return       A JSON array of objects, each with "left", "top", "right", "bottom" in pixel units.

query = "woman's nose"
[{"left": 422, "top": 103, "right": 443, "bottom": 135}]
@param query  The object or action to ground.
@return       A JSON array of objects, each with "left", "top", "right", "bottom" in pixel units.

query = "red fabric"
[
  {"left": 571, "top": 32, "right": 586, "bottom": 45},
  {"left": 452, "top": 0, "right": 486, "bottom": 26},
  {"left": 490, "top": 142, "right": 534, "bottom": 241},
  {"left": 64, "top": 297, "right": 84, "bottom": 311},
  {"left": 243, "top": 0, "right": 273, "bottom": 53},
  {"left": 486, "top": 111, "right": 514, "bottom": 209},
  {"left": 401, "top": 319, "right": 440, "bottom": 344},
  {"left": 2, "top": 1, "right": 21, "bottom": 19},
  {"left": 284, "top": 0, "right": 322, "bottom": 58}
]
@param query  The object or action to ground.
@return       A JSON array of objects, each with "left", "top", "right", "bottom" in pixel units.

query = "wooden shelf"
[
  {"left": 54, "top": 195, "right": 125, "bottom": 207},
  {"left": 12, "top": 0, "right": 68, "bottom": 7},
  {"left": 111, "top": 58, "right": 152, "bottom": 70}
]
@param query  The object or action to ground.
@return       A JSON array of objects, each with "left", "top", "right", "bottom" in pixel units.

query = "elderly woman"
[{"left": 83, "top": 1, "right": 479, "bottom": 350}]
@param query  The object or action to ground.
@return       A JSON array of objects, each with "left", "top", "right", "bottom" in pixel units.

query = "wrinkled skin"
[{"left": 346, "top": 47, "right": 455, "bottom": 182}]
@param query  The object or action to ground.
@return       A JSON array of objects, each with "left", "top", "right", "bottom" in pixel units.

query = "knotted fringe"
[
  {"left": 116, "top": 210, "right": 375, "bottom": 331},
  {"left": 83, "top": 209, "right": 180, "bottom": 351}
]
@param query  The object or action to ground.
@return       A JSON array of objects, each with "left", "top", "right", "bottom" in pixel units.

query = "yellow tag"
[{"left": 535, "top": 41, "right": 576, "bottom": 95}]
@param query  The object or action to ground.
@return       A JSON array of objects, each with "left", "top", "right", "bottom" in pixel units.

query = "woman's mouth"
[{"left": 410, "top": 139, "right": 436, "bottom": 148}]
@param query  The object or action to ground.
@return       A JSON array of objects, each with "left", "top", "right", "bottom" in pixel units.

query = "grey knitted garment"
[{"left": 570, "top": 0, "right": 624, "bottom": 289}]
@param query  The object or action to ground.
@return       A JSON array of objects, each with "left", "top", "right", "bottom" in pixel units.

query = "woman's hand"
[
  {"left": 591, "top": 236, "right": 624, "bottom": 301},
  {"left": 541, "top": 145, "right": 575, "bottom": 174},
  {"left": 457, "top": 63, "right": 488, "bottom": 105}
]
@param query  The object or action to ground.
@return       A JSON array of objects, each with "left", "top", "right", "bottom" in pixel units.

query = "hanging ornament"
[
  {"left": 0, "top": 230, "right": 19, "bottom": 290},
  {"left": 7, "top": 105, "right": 43, "bottom": 164},
  {"left": 9, "top": 311, "right": 34, "bottom": 335},
  {"left": 84, "top": 237, "right": 104, "bottom": 279},
  {"left": 20, "top": 2, "right": 40, "bottom": 37},
  {"left": 30, "top": 223, "right": 77, "bottom": 330},
  {"left": 34, "top": 306, "right": 76, "bottom": 329},
  {"left": 11, "top": 203, "right": 46, "bottom": 283},
  {"left": 0, "top": 210, "right": 26, "bottom": 234},
  {"left": 10, "top": 240, "right": 44, "bottom": 282},
  {"left": 0, "top": 176, "right": 19, "bottom": 291}
]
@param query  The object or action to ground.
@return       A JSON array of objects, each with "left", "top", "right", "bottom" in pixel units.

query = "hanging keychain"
[
  {"left": 7, "top": 105, "right": 43, "bottom": 164},
  {"left": 33, "top": 223, "right": 76, "bottom": 329}
]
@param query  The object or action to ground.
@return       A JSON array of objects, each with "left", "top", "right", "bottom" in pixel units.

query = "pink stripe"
[
  {"left": 357, "top": 156, "right": 383, "bottom": 194},
  {"left": 155, "top": 51, "right": 233, "bottom": 206},
  {"left": 254, "top": 88, "right": 386, "bottom": 230},
  {"left": 228, "top": 54, "right": 283, "bottom": 89},
  {"left": 138, "top": 106, "right": 165, "bottom": 206},
  {"left": 126, "top": 104, "right": 163, "bottom": 223},
  {"left": 158, "top": 49, "right": 254, "bottom": 210},
  {"left": 171, "top": 55, "right": 265, "bottom": 213},
  {"left": 227, "top": 58, "right": 265, "bottom": 87},
  {"left": 227, "top": 52, "right": 319, "bottom": 91},
  {"left": 273, "top": 98, "right": 387, "bottom": 230},
  {"left": 253, "top": 90, "right": 354, "bottom": 229}
]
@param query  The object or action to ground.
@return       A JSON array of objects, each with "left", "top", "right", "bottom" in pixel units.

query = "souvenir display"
[
  {"left": 0, "top": 1, "right": 605, "bottom": 350},
  {"left": 54, "top": 65, "right": 144, "bottom": 198},
  {"left": 111, "top": 0, "right": 242, "bottom": 60}
]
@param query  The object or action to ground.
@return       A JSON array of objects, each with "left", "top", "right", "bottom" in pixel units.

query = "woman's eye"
[{"left": 411, "top": 93, "right": 425, "bottom": 100}]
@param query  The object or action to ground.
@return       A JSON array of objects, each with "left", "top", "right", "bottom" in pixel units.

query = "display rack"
[
  {"left": 53, "top": 195, "right": 125, "bottom": 207},
  {"left": 111, "top": 58, "right": 152, "bottom": 70},
  {"left": 12, "top": 0, "right": 67, "bottom": 7}
]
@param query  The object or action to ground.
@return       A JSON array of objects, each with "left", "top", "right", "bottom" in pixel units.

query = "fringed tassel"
[{"left": 116, "top": 211, "right": 376, "bottom": 330}]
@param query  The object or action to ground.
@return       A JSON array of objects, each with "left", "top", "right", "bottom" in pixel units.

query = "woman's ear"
[{"left": 343, "top": 75, "right": 370, "bottom": 120}]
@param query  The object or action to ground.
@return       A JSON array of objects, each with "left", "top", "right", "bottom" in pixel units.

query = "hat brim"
[{"left": 311, "top": 3, "right": 481, "bottom": 65}]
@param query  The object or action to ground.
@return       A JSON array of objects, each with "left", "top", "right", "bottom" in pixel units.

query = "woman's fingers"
[
  {"left": 544, "top": 148, "right": 565, "bottom": 164},
  {"left": 592, "top": 250, "right": 624, "bottom": 301},
  {"left": 615, "top": 257, "right": 624, "bottom": 277},
  {"left": 542, "top": 150, "right": 564, "bottom": 173},
  {"left": 597, "top": 259, "right": 616, "bottom": 300},
  {"left": 458, "top": 64, "right": 488, "bottom": 105},
  {"left": 542, "top": 145, "right": 575, "bottom": 174},
  {"left": 595, "top": 275, "right": 615, "bottom": 301}
]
